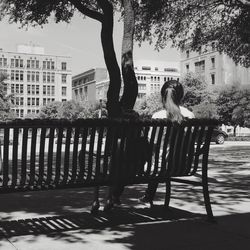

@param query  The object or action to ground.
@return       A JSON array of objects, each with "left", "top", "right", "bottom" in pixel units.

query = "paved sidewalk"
[{"left": 0, "top": 143, "right": 249, "bottom": 249}]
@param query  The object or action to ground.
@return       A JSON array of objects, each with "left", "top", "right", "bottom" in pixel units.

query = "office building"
[
  {"left": 180, "top": 43, "right": 250, "bottom": 87},
  {"left": 72, "top": 60, "right": 180, "bottom": 103},
  {"left": 0, "top": 44, "right": 72, "bottom": 118}
]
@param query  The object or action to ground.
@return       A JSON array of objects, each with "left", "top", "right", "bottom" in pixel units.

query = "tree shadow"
[{"left": 0, "top": 144, "right": 249, "bottom": 248}]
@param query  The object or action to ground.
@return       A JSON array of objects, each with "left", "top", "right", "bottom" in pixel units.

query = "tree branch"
[
  {"left": 237, "top": 0, "right": 250, "bottom": 6},
  {"left": 96, "top": 0, "right": 113, "bottom": 14},
  {"left": 69, "top": 0, "right": 103, "bottom": 22}
]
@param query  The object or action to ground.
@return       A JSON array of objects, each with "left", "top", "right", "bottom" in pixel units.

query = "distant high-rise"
[{"left": 0, "top": 44, "right": 72, "bottom": 118}]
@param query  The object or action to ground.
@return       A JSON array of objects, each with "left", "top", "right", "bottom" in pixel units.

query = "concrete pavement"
[{"left": 0, "top": 142, "right": 249, "bottom": 249}]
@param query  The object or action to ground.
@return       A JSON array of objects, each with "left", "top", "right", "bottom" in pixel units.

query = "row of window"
[
  {"left": 9, "top": 70, "right": 67, "bottom": 83},
  {"left": 139, "top": 66, "right": 178, "bottom": 72},
  {"left": 0, "top": 57, "right": 68, "bottom": 70},
  {"left": 137, "top": 75, "right": 179, "bottom": 82},
  {"left": 11, "top": 84, "right": 67, "bottom": 96},
  {"left": 185, "top": 57, "right": 215, "bottom": 73}
]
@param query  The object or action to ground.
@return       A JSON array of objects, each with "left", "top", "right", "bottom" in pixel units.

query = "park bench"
[{"left": 0, "top": 118, "right": 219, "bottom": 221}]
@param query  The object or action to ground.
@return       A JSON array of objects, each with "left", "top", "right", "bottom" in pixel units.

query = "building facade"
[
  {"left": 180, "top": 44, "right": 250, "bottom": 87},
  {"left": 0, "top": 45, "right": 72, "bottom": 118},
  {"left": 72, "top": 60, "right": 180, "bottom": 103},
  {"left": 72, "top": 68, "right": 108, "bottom": 104}
]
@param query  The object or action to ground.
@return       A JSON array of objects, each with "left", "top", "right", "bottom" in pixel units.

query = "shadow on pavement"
[{"left": 0, "top": 205, "right": 199, "bottom": 239}]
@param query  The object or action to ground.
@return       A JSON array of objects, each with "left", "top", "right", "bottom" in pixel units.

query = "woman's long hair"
[{"left": 161, "top": 80, "right": 184, "bottom": 123}]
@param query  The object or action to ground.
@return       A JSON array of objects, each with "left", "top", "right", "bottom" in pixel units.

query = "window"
[
  {"left": 32, "top": 85, "right": 35, "bottom": 95},
  {"left": 28, "top": 59, "right": 38, "bottom": 69},
  {"left": 0, "top": 58, "right": 7, "bottom": 67},
  {"left": 195, "top": 60, "right": 205, "bottom": 73},
  {"left": 36, "top": 60, "right": 39, "bottom": 69},
  {"left": 27, "top": 98, "right": 31, "bottom": 106},
  {"left": 142, "top": 66, "right": 151, "bottom": 70},
  {"left": 36, "top": 72, "right": 39, "bottom": 82},
  {"left": 31, "top": 71, "right": 35, "bottom": 82},
  {"left": 62, "top": 87, "right": 67, "bottom": 96},
  {"left": 43, "top": 85, "right": 46, "bottom": 95},
  {"left": 47, "top": 61, "right": 50, "bottom": 70},
  {"left": 51, "top": 61, "right": 55, "bottom": 70},
  {"left": 11, "top": 59, "right": 15, "bottom": 68},
  {"left": 61, "top": 62, "right": 67, "bottom": 71},
  {"left": 211, "top": 74, "right": 215, "bottom": 85},
  {"left": 51, "top": 86, "right": 55, "bottom": 96},
  {"left": 27, "top": 71, "right": 31, "bottom": 82},
  {"left": 36, "top": 85, "right": 39, "bottom": 95},
  {"left": 47, "top": 85, "right": 51, "bottom": 96},
  {"left": 47, "top": 72, "right": 51, "bottom": 83},
  {"left": 164, "top": 68, "right": 178, "bottom": 72},
  {"left": 62, "top": 74, "right": 67, "bottom": 83},
  {"left": 20, "top": 71, "right": 24, "bottom": 81},
  {"left": 36, "top": 98, "right": 39, "bottom": 106},
  {"left": 15, "top": 70, "right": 19, "bottom": 81},
  {"left": 51, "top": 73, "right": 55, "bottom": 83},
  {"left": 43, "top": 61, "right": 46, "bottom": 69},
  {"left": 155, "top": 67, "right": 158, "bottom": 71},
  {"left": 43, "top": 72, "right": 46, "bottom": 83},
  {"left": 211, "top": 57, "right": 215, "bottom": 69},
  {"left": 186, "top": 64, "right": 190, "bottom": 73},
  {"left": 186, "top": 50, "right": 190, "bottom": 58},
  {"left": 31, "top": 60, "right": 35, "bottom": 69},
  {"left": 32, "top": 98, "right": 35, "bottom": 106},
  {"left": 27, "top": 60, "right": 31, "bottom": 69},
  {"left": 20, "top": 85, "right": 23, "bottom": 94},
  {"left": 27, "top": 85, "right": 31, "bottom": 95}
]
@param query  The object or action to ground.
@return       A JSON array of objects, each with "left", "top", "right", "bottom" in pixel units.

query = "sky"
[{"left": 0, "top": 13, "right": 180, "bottom": 76}]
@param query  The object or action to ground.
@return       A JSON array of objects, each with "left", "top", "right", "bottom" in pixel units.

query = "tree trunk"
[
  {"left": 100, "top": 2, "right": 122, "bottom": 118},
  {"left": 233, "top": 125, "right": 237, "bottom": 137},
  {"left": 120, "top": 0, "right": 138, "bottom": 112}
]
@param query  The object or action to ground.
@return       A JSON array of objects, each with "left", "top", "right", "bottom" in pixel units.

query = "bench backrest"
[{"left": 0, "top": 118, "right": 219, "bottom": 191}]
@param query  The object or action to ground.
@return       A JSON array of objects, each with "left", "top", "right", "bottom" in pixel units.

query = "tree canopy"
[
  {"left": 216, "top": 85, "right": 250, "bottom": 128},
  {"left": 135, "top": 0, "right": 250, "bottom": 67}
]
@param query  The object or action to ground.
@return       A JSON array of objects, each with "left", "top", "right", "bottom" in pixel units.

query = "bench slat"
[
  {"left": 3, "top": 128, "right": 10, "bottom": 187},
  {"left": 11, "top": 128, "right": 19, "bottom": 187},
  {"left": 38, "top": 127, "right": 46, "bottom": 186},
  {"left": 20, "top": 128, "right": 28, "bottom": 186},
  {"left": 29, "top": 128, "right": 37, "bottom": 186}
]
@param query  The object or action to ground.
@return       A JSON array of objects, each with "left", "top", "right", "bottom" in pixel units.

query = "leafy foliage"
[
  {"left": 134, "top": 0, "right": 250, "bottom": 67},
  {"left": 134, "top": 92, "right": 162, "bottom": 118},
  {"left": 0, "top": 72, "right": 16, "bottom": 121},
  {"left": 216, "top": 85, "right": 250, "bottom": 127},
  {"left": 181, "top": 72, "right": 210, "bottom": 108},
  {"left": 38, "top": 100, "right": 107, "bottom": 120}
]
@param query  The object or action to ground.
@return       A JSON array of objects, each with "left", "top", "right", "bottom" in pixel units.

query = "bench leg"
[
  {"left": 202, "top": 179, "right": 215, "bottom": 222},
  {"left": 91, "top": 186, "right": 100, "bottom": 214},
  {"left": 104, "top": 186, "right": 114, "bottom": 211},
  {"left": 202, "top": 160, "right": 216, "bottom": 222},
  {"left": 164, "top": 178, "right": 171, "bottom": 208}
]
